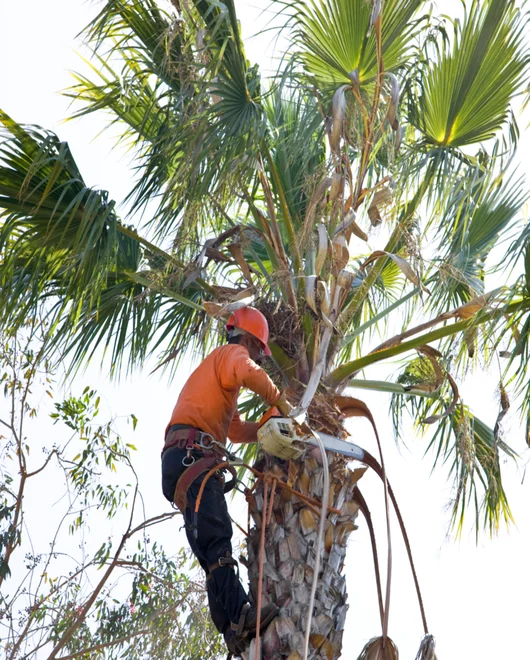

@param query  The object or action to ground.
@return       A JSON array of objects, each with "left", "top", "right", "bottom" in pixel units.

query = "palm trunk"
[{"left": 244, "top": 451, "right": 365, "bottom": 659}]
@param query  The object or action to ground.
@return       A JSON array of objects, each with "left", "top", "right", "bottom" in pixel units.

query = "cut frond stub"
[
  {"left": 356, "top": 636, "right": 399, "bottom": 660},
  {"left": 415, "top": 634, "right": 437, "bottom": 660}
]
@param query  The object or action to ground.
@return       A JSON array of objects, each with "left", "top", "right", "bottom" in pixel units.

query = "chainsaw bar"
[{"left": 307, "top": 433, "right": 365, "bottom": 461}]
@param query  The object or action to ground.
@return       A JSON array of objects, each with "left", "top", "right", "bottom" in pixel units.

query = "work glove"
[{"left": 275, "top": 390, "right": 293, "bottom": 416}]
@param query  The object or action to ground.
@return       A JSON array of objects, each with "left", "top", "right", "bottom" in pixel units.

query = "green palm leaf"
[
  {"left": 413, "top": 0, "right": 528, "bottom": 147},
  {"left": 427, "top": 169, "right": 527, "bottom": 309},
  {"left": 263, "top": 74, "right": 325, "bottom": 227},
  {"left": 289, "top": 0, "right": 424, "bottom": 91}
]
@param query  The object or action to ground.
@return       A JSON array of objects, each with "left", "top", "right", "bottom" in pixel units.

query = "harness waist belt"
[{"left": 163, "top": 426, "right": 201, "bottom": 454}]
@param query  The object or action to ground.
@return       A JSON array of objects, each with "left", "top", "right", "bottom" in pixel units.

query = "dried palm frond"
[
  {"left": 356, "top": 636, "right": 399, "bottom": 660},
  {"left": 415, "top": 634, "right": 437, "bottom": 660}
]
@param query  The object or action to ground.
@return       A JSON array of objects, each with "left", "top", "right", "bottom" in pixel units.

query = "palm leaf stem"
[
  {"left": 125, "top": 272, "right": 204, "bottom": 311},
  {"left": 354, "top": 14, "right": 384, "bottom": 202},
  {"left": 257, "top": 164, "right": 298, "bottom": 312},
  {"left": 328, "top": 299, "right": 529, "bottom": 386},
  {"left": 262, "top": 143, "right": 303, "bottom": 275},
  {"left": 116, "top": 224, "right": 180, "bottom": 267},
  {"left": 341, "top": 167, "right": 435, "bottom": 326},
  {"left": 340, "top": 286, "right": 420, "bottom": 349},
  {"left": 347, "top": 379, "right": 434, "bottom": 398}
]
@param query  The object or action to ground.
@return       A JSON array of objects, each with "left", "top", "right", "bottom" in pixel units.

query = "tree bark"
[{"left": 244, "top": 453, "right": 366, "bottom": 659}]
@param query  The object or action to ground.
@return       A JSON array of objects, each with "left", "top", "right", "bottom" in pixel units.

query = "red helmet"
[{"left": 226, "top": 307, "right": 272, "bottom": 356}]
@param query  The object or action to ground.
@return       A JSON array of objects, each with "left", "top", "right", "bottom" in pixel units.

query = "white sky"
[{"left": 1, "top": 1, "right": 529, "bottom": 658}]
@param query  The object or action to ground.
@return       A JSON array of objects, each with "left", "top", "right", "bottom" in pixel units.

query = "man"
[{"left": 161, "top": 307, "right": 284, "bottom": 656}]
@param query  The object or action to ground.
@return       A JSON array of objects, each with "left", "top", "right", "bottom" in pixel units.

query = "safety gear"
[
  {"left": 226, "top": 307, "right": 272, "bottom": 356},
  {"left": 166, "top": 345, "right": 279, "bottom": 445},
  {"left": 224, "top": 628, "right": 246, "bottom": 658},
  {"left": 161, "top": 446, "right": 248, "bottom": 632},
  {"left": 275, "top": 390, "right": 293, "bottom": 416},
  {"left": 225, "top": 602, "right": 279, "bottom": 657},
  {"left": 163, "top": 425, "right": 238, "bottom": 515},
  {"left": 235, "top": 601, "right": 279, "bottom": 634}
]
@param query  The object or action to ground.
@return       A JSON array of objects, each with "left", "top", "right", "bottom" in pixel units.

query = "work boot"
[
  {"left": 224, "top": 628, "right": 247, "bottom": 658},
  {"left": 241, "top": 601, "right": 279, "bottom": 633},
  {"left": 225, "top": 602, "right": 279, "bottom": 657},
  {"left": 231, "top": 601, "right": 279, "bottom": 636}
]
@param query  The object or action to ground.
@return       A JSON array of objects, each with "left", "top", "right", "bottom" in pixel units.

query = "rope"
[
  {"left": 194, "top": 461, "right": 231, "bottom": 516},
  {"left": 254, "top": 476, "right": 274, "bottom": 660},
  {"left": 302, "top": 431, "right": 330, "bottom": 660},
  {"left": 189, "top": 449, "right": 340, "bottom": 660}
]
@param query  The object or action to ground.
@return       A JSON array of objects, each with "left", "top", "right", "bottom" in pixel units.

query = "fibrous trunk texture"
[{"left": 243, "top": 453, "right": 366, "bottom": 660}]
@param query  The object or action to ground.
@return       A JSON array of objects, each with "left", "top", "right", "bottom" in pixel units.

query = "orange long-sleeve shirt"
[{"left": 166, "top": 344, "right": 280, "bottom": 445}]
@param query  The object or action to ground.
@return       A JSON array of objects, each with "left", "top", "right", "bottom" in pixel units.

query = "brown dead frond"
[{"left": 356, "top": 636, "right": 399, "bottom": 660}]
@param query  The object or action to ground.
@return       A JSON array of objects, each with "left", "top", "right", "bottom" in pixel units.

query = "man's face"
[{"left": 245, "top": 334, "right": 266, "bottom": 364}]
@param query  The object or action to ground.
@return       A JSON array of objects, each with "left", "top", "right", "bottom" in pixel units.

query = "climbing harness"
[{"left": 164, "top": 426, "right": 240, "bottom": 521}]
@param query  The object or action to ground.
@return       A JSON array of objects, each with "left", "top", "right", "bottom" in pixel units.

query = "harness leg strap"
[
  {"left": 173, "top": 455, "right": 220, "bottom": 513},
  {"left": 207, "top": 553, "right": 239, "bottom": 580}
]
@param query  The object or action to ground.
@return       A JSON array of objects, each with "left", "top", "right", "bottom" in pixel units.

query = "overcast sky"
[{"left": 1, "top": 1, "right": 529, "bottom": 658}]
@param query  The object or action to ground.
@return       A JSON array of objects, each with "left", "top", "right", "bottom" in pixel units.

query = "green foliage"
[
  {"left": 0, "top": 329, "right": 218, "bottom": 659},
  {"left": 289, "top": 0, "right": 425, "bottom": 91},
  {"left": 411, "top": 0, "right": 528, "bottom": 147},
  {"left": 2, "top": 0, "right": 530, "bottom": 543}
]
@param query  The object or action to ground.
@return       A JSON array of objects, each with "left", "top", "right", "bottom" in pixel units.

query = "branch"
[
  {"left": 46, "top": 508, "right": 178, "bottom": 659},
  {"left": 26, "top": 449, "right": 58, "bottom": 478}
]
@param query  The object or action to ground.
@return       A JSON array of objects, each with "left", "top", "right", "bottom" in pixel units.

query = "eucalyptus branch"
[
  {"left": 46, "top": 506, "right": 178, "bottom": 659},
  {"left": 25, "top": 449, "right": 58, "bottom": 478},
  {"left": 7, "top": 502, "right": 82, "bottom": 660},
  {"left": 55, "top": 594, "right": 199, "bottom": 660}
]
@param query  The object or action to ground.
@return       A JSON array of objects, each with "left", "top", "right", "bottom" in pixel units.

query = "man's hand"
[{"left": 275, "top": 391, "right": 293, "bottom": 416}]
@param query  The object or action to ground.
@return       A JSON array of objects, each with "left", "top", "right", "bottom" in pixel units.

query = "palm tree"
[{"left": 1, "top": 0, "right": 529, "bottom": 657}]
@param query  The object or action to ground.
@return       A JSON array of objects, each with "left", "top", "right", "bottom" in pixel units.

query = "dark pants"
[{"left": 161, "top": 445, "right": 249, "bottom": 634}]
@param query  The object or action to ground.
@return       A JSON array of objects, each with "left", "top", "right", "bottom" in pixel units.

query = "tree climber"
[{"left": 161, "top": 307, "right": 286, "bottom": 656}]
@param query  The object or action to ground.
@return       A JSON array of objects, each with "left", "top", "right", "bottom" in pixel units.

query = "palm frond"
[
  {"left": 427, "top": 168, "right": 527, "bottom": 310},
  {"left": 0, "top": 113, "right": 212, "bottom": 375},
  {"left": 391, "top": 371, "right": 516, "bottom": 536},
  {"left": 412, "top": 0, "right": 528, "bottom": 147},
  {"left": 69, "top": 0, "right": 267, "bottom": 241},
  {"left": 263, "top": 74, "right": 326, "bottom": 229},
  {"left": 0, "top": 112, "right": 132, "bottom": 328},
  {"left": 289, "top": 0, "right": 425, "bottom": 93}
]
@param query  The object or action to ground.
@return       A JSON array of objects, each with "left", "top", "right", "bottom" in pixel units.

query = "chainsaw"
[{"left": 257, "top": 410, "right": 365, "bottom": 462}]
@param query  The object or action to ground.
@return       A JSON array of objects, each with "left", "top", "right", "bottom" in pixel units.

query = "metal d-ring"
[{"left": 182, "top": 454, "right": 195, "bottom": 467}]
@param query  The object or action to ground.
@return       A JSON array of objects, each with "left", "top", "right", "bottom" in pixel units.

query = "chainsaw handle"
[{"left": 259, "top": 406, "right": 281, "bottom": 427}]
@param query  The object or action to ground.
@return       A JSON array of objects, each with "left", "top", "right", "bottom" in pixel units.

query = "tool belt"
[
  {"left": 163, "top": 425, "right": 205, "bottom": 455},
  {"left": 164, "top": 425, "right": 238, "bottom": 514}
]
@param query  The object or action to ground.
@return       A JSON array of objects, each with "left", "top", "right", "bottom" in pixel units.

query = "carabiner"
[{"left": 197, "top": 432, "right": 215, "bottom": 449}]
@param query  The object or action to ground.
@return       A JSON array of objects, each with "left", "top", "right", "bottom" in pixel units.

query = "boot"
[
  {"left": 224, "top": 628, "right": 247, "bottom": 658},
  {"left": 240, "top": 601, "right": 279, "bottom": 633},
  {"left": 226, "top": 602, "right": 279, "bottom": 657}
]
